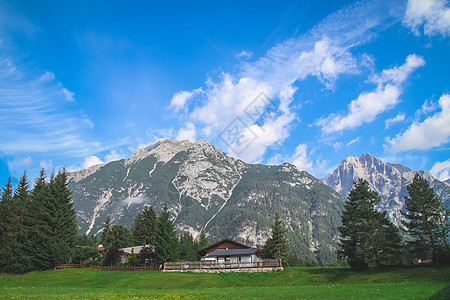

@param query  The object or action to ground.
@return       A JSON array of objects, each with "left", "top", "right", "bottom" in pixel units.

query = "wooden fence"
[
  {"left": 164, "top": 259, "right": 281, "bottom": 271},
  {"left": 55, "top": 264, "right": 158, "bottom": 271}
]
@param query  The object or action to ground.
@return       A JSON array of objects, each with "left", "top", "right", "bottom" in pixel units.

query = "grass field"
[{"left": 1, "top": 266, "right": 449, "bottom": 299}]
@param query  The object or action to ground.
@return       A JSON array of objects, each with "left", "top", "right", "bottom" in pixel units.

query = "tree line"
[
  {"left": 338, "top": 174, "right": 450, "bottom": 270},
  {"left": 0, "top": 169, "right": 78, "bottom": 273},
  {"left": 2, "top": 169, "right": 446, "bottom": 273}
]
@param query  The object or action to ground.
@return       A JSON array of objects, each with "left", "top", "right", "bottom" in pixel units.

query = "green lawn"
[{"left": 0, "top": 266, "right": 449, "bottom": 299}]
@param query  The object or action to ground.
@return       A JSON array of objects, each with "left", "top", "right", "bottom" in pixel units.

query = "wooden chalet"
[{"left": 198, "top": 238, "right": 262, "bottom": 263}]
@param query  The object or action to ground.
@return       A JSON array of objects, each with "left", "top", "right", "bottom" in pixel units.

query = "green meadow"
[{"left": 0, "top": 266, "right": 449, "bottom": 299}]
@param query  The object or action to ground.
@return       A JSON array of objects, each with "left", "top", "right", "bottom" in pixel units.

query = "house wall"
[{"left": 201, "top": 257, "right": 216, "bottom": 261}]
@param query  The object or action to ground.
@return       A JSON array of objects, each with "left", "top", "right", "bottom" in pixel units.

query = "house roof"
[
  {"left": 209, "top": 248, "right": 261, "bottom": 257},
  {"left": 197, "top": 238, "right": 250, "bottom": 256}
]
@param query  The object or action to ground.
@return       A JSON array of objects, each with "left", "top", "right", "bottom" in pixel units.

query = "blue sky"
[{"left": 1, "top": 0, "right": 449, "bottom": 186}]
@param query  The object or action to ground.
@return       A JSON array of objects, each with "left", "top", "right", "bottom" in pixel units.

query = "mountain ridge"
[{"left": 68, "top": 139, "right": 344, "bottom": 265}]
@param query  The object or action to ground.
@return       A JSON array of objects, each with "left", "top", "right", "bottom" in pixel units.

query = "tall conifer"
[
  {"left": 132, "top": 206, "right": 157, "bottom": 246},
  {"left": 403, "top": 174, "right": 449, "bottom": 262},
  {"left": 338, "top": 179, "right": 401, "bottom": 270},
  {"left": 153, "top": 205, "right": 180, "bottom": 265},
  {"left": 0, "top": 178, "right": 14, "bottom": 272}
]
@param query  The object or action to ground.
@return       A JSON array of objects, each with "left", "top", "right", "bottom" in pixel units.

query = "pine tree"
[
  {"left": 0, "top": 177, "right": 14, "bottom": 272},
  {"left": 338, "top": 179, "right": 402, "bottom": 270},
  {"left": 403, "top": 174, "right": 449, "bottom": 262},
  {"left": 127, "top": 247, "right": 138, "bottom": 266},
  {"left": 197, "top": 230, "right": 209, "bottom": 250},
  {"left": 263, "top": 213, "right": 289, "bottom": 264},
  {"left": 132, "top": 206, "right": 157, "bottom": 246},
  {"left": 196, "top": 230, "right": 210, "bottom": 260},
  {"left": 72, "top": 234, "right": 99, "bottom": 265},
  {"left": 31, "top": 169, "right": 51, "bottom": 269},
  {"left": 180, "top": 231, "right": 198, "bottom": 261},
  {"left": 100, "top": 218, "right": 112, "bottom": 248},
  {"left": 40, "top": 169, "right": 78, "bottom": 268},
  {"left": 11, "top": 172, "right": 34, "bottom": 273},
  {"left": 102, "top": 222, "right": 132, "bottom": 265},
  {"left": 153, "top": 205, "right": 180, "bottom": 265}
]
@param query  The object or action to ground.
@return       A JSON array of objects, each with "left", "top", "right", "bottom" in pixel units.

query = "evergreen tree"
[
  {"left": 153, "top": 205, "right": 180, "bottom": 265},
  {"left": 103, "top": 223, "right": 132, "bottom": 265},
  {"left": 72, "top": 234, "right": 99, "bottom": 265},
  {"left": 0, "top": 177, "right": 14, "bottom": 272},
  {"left": 403, "top": 174, "right": 450, "bottom": 262},
  {"left": 39, "top": 169, "right": 78, "bottom": 268},
  {"left": 197, "top": 230, "right": 209, "bottom": 250},
  {"left": 30, "top": 169, "right": 51, "bottom": 269},
  {"left": 132, "top": 206, "right": 157, "bottom": 246},
  {"left": 100, "top": 218, "right": 112, "bottom": 247},
  {"left": 180, "top": 231, "right": 198, "bottom": 261},
  {"left": 9, "top": 172, "right": 34, "bottom": 273},
  {"left": 196, "top": 230, "right": 210, "bottom": 260},
  {"left": 127, "top": 247, "right": 138, "bottom": 266},
  {"left": 263, "top": 213, "right": 290, "bottom": 264},
  {"left": 338, "top": 179, "right": 402, "bottom": 270}
]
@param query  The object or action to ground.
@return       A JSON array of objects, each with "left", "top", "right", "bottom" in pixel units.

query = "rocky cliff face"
[
  {"left": 322, "top": 153, "right": 450, "bottom": 227},
  {"left": 68, "top": 139, "right": 345, "bottom": 265}
]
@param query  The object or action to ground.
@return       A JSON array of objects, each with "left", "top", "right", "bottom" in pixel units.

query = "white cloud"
[
  {"left": 235, "top": 50, "right": 253, "bottom": 58},
  {"left": 430, "top": 159, "right": 450, "bottom": 181},
  {"left": 296, "top": 37, "right": 357, "bottom": 88},
  {"left": 346, "top": 137, "right": 360, "bottom": 146},
  {"left": 62, "top": 87, "right": 75, "bottom": 101},
  {"left": 386, "top": 93, "right": 450, "bottom": 152},
  {"left": 333, "top": 142, "right": 343, "bottom": 151},
  {"left": 104, "top": 150, "right": 124, "bottom": 163},
  {"left": 288, "top": 144, "right": 327, "bottom": 175},
  {"left": 39, "top": 71, "right": 55, "bottom": 82},
  {"left": 416, "top": 99, "right": 438, "bottom": 117},
  {"left": 371, "top": 54, "right": 426, "bottom": 85},
  {"left": 40, "top": 160, "right": 53, "bottom": 170},
  {"left": 81, "top": 156, "right": 104, "bottom": 169},
  {"left": 0, "top": 53, "right": 99, "bottom": 158},
  {"left": 317, "top": 84, "right": 401, "bottom": 133},
  {"left": 169, "top": 88, "right": 202, "bottom": 112},
  {"left": 176, "top": 123, "right": 196, "bottom": 142},
  {"left": 403, "top": 0, "right": 450, "bottom": 37},
  {"left": 291, "top": 144, "right": 313, "bottom": 172},
  {"left": 22, "top": 156, "right": 32, "bottom": 167},
  {"left": 317, "top": 54, "right": 424, "bottom": 134},
  {"left": 385, "top": 113, "right": 406, "bottom": 128}
]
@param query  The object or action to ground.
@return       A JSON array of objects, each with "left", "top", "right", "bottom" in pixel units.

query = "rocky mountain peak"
[
  {"left": 322, "top": 153, "right": 450, "bottom": 227},
  {"left": 125, "top": 139, "right": 194, "bottom": 165}
]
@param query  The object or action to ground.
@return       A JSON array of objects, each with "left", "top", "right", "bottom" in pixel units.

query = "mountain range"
[{"left": 68, "top": 139, "right": 450, "bottom": 265}]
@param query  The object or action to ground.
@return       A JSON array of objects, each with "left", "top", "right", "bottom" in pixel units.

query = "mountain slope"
[
  {"left": 322, "top": 153, "right": 450, "bottom": 227},
  {"left": 69, "top": 139, "right": 345, "bottom": 265}
]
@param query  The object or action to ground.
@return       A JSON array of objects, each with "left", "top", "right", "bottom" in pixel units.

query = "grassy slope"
[{"left": 0, "top": 266, "right": 449, "bottom": 299}]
